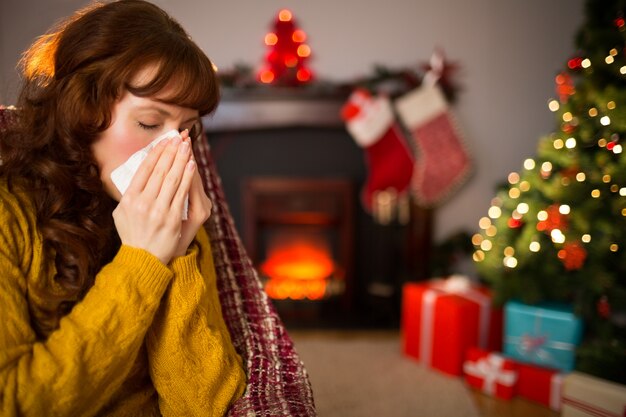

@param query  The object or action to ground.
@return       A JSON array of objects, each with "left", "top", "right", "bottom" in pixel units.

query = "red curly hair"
[{"left": 0, "top": 0, "right": 219, "bottom": 337}]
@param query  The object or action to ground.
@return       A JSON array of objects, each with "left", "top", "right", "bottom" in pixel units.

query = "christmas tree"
[
  {"left": 473, "top": 0, "right": 626, "bottom": 384},
  {"left": 258, "top": 9, "right": 313, "bottom": 86}
]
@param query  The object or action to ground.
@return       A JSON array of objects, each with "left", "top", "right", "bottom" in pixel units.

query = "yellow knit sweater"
[{"left": 0, "top": 179, "right": 246, "bottom": 416}]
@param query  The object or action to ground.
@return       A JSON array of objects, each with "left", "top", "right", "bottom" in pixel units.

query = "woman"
[{"left": 0, "top": 1, "right": 247, "bottom": 416}]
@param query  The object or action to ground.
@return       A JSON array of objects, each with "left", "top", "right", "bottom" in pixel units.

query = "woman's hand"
[
  {"left": 112, "top": 131, "right": 204, "bottom": 264},
  {"left": 172, "top": 158, "right": 212, "bottom": 259}
]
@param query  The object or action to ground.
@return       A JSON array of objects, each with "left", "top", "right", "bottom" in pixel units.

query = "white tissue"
[{"left": 111, "top": 129, "right": 189, "bottom": 220}]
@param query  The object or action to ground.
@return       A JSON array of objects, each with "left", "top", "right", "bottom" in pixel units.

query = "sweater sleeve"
[
  {"left": 146, "top": 227, "right": 246, "bottom": 417},
  {"left": 0, "top": 197, "right": 174, "bottom": 416}
]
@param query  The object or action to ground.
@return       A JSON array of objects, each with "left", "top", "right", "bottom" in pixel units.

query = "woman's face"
[{"left": 92, "top": 67, "right": 199, "bottom": 201}]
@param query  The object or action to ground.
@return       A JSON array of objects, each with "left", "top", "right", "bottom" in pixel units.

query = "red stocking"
[{"left": 341, "top": 89, "right": 415, "bottom": 215}]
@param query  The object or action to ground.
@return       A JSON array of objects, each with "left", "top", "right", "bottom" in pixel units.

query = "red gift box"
[
  {"left": 401, "top": 275, "right": 502, "bottom": 376},
  {"left": 517, "top": 362, "right": 564, "bottom": 411},
  {"left": 464, "top": 347, "right": 518, "bottom": 400}
]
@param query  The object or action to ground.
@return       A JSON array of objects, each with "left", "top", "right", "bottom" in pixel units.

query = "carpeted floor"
[{"left": 290, "top": 331, "right": 481, "bottom": 417}]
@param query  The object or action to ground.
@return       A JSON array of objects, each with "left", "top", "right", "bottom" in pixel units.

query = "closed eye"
[{"left": 138, "top": 122, "right": 160, "bottom": 130}]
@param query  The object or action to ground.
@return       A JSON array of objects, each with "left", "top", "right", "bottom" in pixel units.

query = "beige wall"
[{"left": 0, "top": 0, "right": 585, "bottom": 243}]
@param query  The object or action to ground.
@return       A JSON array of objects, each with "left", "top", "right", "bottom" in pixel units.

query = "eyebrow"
[{"left": 135, "top": 104, "right": 198, "bottom": 125}]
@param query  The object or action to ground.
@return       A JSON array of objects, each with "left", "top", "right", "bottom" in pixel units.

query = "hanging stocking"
[
  {"left": 395, "top": 84, "right": 471, "bottom": 206},
  {"left": 341, "top": 89, "right": 415, "bottom": 220}
]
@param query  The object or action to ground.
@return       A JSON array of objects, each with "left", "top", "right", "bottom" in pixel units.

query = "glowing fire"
[{"left": 260, "top": 233, "right": 335, "bottom": 301}]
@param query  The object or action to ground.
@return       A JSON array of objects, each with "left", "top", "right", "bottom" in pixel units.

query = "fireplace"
[
  {"left": 242, "top": 177, "right": 354, "bottom": 321},
  {"left": 204, "top": 90, "right": 433, "bottom": 328}
]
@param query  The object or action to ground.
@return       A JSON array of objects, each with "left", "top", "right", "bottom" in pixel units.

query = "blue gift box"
[{"left": 504, "top": 300, "right": 583, "bottom": 372}]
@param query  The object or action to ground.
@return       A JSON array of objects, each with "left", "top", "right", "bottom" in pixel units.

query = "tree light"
[
  {"left": 488, "top": 206, "right": 502, "bottom": 219},
  {"left": 278, "top": 9, "right": 292, "bottom": 21},
  {"left": 509, "top": 188, "right": 521, "bottom": 199},
  {"left": 503, "top": 256, "right": 518, "bottom": 268},
  {"left": 472, "top": 234, "right": 483, "bottom": 245},
  {"left": 296, "top": 68, "right": 312, "bottom": 82},
  {"left": 259, "top": 69, "right": 275, "bottom": 83},
  {"left": 551, "top": 229, "right": 566, "bottom": 244},
  {"left": 524, "top": 159, "right": 536, "bottom": 170},
  {"left": 520, "top": 181, "right": 531, "bottom": 192},
  {"left": 473, "top": 251, "right": 485, "bottom": 262},
  {"left": 517, "top": 203, "right": 529, "bottom": 214},
  {"left": 265, "top": 33, "right": 278, "bottom": 46},
  {"left": 548, "top": 100, "right": 560, "bottom": 111},
  {"left": 297, "top": 44, "right": 311, "bottom": 58},
  {"left": 479, "top": 217, "right": 492, "bottom": 230},
  {"left": 292, "top": 29, "right": 307, "bottom": 42}
]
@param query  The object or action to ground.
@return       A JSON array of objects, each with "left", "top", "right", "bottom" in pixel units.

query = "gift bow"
[
  {"left": 463, "top": 353, "right": 518, "bottom": 395},
  {"left": 520, "top": 334, "right": 553, "bottom": 363},
  {"left": 508, "top": 333, "right": 574, "bottom": 364}
]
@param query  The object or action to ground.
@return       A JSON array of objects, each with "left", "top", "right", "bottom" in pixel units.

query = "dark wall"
[{"left": 207, "top": 126, "right": 365, "bottom": 232}]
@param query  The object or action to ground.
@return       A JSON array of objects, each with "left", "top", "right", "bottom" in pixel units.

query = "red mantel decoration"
[{"left": 258, "top": 9, "right": 314, "bottom": 86}]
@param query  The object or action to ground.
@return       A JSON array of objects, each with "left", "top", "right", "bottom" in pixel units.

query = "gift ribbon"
[
  {"left": 550, "top": 373, "right": 563, "bottom": 411},
  {"left": 463, "top": 353, "right": 518, "bottom": 395},
  {"left": 418, "top": 276, "right": 491, "bottom": 366},
  {"left": 561, "top": 396, "right": 625, "bottom": 417},
  {"left": 506, "top": 335, "right": 576, "bottom": 364}
]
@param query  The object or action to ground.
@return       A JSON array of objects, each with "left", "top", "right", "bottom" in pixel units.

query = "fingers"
[
  {"left": 171, "top": 158, "right": 196, "bottom": 217},
  {"left": 125, "top": 137, "right": 170, "bottom": 194},
  {"left": 142, "top": 134, "right": 186, "bottom": 200},
  {"left": 186, "top": 167, "right": 213, "bottom": 221}
]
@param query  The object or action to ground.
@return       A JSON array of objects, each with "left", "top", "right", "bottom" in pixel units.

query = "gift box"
[
  {"left": 561, "top": 372, "right": 626, "bottom": 417},
  {"left": 503, "top": 300, "right": 583, "bottom": 372},
  {"left": 463, "top": 347, "right": 518, "bottom": 400},
  {"left": 517, "top": 362, "right": 564, "bottom": 411},
  {"left": 401, "top": 275, "right": 503, "bottom": 376}
]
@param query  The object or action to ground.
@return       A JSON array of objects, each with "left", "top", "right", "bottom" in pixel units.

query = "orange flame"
[{"left": 261, "top": 234, "right": 335, "bottom": 300}]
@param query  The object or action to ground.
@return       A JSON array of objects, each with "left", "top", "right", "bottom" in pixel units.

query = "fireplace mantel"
[{"left": 203, "top": 88, "right": 347, "bottom": 132}]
